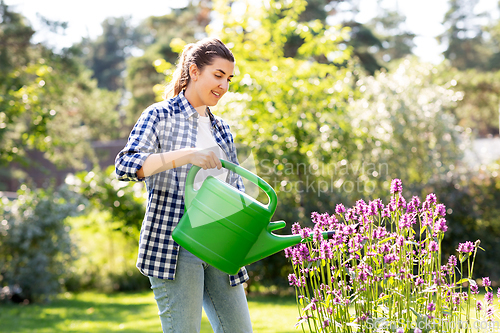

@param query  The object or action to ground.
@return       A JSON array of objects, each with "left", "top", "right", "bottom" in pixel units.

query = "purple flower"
[
  {"left": 335, "top": 203, "right": 346, "bottom": 214},
  {"left": 397, "top": 195, "right": 407, "bottom": 208},
  {"left": 477, "top": 300, "right": 483, "bottom": 311},
  {"left": 384, "top": 253, "right": 398, "bottom": 264},
  {"left": 348, "top": 234, "right": 363, "bottom": 254},
  {"left": 311, "top": 211, "right": 320, "bottom": 223},
  {"left": 382, "top": 207, "right": 391, "bottom": 218},
  {"left": 322, "top": 319, "right": 330, "bottom": 328},
  {"left": 288, "top": 274, "right": 305, "bottom": 287},
  {"left": 408, "top": 196, "right": 421, "bottom": 213},
  {"left": 434, "top": 218, "right": 448, "bottom": 234},
  {"left": 312, "top": 227, "right": 323, "bottom": 243},
  {"left": 457, "top": 241, "right": 475, "bottom": 253},
  {"left": 427, "top": 301, "right": 436, "bottom": 312},
  {"left": 320, "top": 240, "right": 333, "bottom": 260},
  {"left": 485, "top": 292, "right": 493, "bottom": 305},
  {"left": 448, "top": 255, "right": 457, "bottom": 267},
  {"left": 422, "top": 212, "right": 433, "bottom": 227},
  {"left": 297, "top": 243, "right": 311, "bottom": 263},
  {"left": 425, "top": 193, "right": 437, "bottom": 206},
  {"left": 396, "top": 328, "right": 404, "bottom": 333},
  {"left": 300, "top": 227, "right": 311, "bottom": 239},
  {"left": 378, "top": 243, "right": 390, "bottom": 254},
  {"left": 486, "top": 306, "right": 494, "bottom": 319},
  {"left": 429, "top": 241, "right": 439, "bottom": 252},
  {"left": 291, "top": 222, "right": 301, "bottom": 235},
  {"left": 415, "top": 277, "right": 425, "bottom": 286},
  {"left": 483, "top": 277, "right": 491, "bottom": 287},
  {"left": 390, "top": 179, "right": 403, "bottom": 194},
  {"left": 396, "top": 235, "right": 404, "bottom": 247},
  {"left": 355, "top": 199, "right": 368, "bottom": 215},
  {"left": 497, "top": 288, "right": 500, "bottom": 299},
  {"left": 471, "top": 284, "right": 479, "bottom": 294},
  {"left": 368, "top": 199, "right": 382, "bottom": 215},
  {"left": 414, "top": 328, "right": 422, "bottom": 333},
  {"left": 356, "top": 262, "right": 373, "bottom": 282},
  {"left": 389, "top": 197, "right": 397, "bottom": 212},
  {"left": 398, "top": 213, "right": 415, "bottom": 229},
  {"left": 345, "top": 208, "right": 357, "bottom": 222},
  {"left": 372, "top": 226, "right": 388, "bottom": 240},
  {"left": 435, "top": 203, "right": 446, "bottom": 217}
]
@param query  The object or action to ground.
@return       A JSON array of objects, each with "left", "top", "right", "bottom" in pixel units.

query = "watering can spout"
[{"left": 242, "top": 221, "right": 336, "bottom": 267}]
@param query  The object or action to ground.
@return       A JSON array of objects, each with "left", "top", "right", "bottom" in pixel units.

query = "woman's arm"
[{"left": 137, "top": 147, "right": 223, "bottom": 178}]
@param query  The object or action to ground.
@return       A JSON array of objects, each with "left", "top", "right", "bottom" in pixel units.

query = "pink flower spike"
[{"left": 390, "top": 179, "right": 403, "bottom": 194}]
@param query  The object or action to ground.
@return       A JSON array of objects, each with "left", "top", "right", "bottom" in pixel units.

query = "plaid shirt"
[{"left": 115, "top": 91, "right": 249, "bottom": 286}]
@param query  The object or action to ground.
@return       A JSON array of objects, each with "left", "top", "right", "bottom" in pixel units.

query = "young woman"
[{"left": 115, "top": 38, "right": 253, "bottom": 333}]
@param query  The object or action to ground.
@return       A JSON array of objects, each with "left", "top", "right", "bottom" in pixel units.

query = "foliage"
[
  {"left": 0, "top": 185, "right": 87, "bottom": 303},
  {"left": 0, "top": 2, "right": 122, "bottom": 176},
  {"left": 438, "top": 0, "right": 499, "bottom": 71},
  {"left": 348, "top": 58, "right": 467, "bottom": 198},
  {"left": 65, "top": 165, "right": 146, "bottom": 237},
  {"left": 451, "top": 69, "right": 500, "bottom": 137},
  {"left": 287, "top": 179, "right": 496, "bottom": 332},
  {"left": 366, "top": 7, "right": 416, "bottom": 64},
  {"left": 76, "top": 16, "right": 142, "bottom": 91},
  {"left": 64, "top": 210, "right": 150, "bottom": 293}
]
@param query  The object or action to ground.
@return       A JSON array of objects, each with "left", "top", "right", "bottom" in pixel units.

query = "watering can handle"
[{"left": 184, "top": 159, "right": 277, "bottom": 214}]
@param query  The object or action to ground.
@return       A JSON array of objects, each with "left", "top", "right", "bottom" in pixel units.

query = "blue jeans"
[{"left": 148, "top": 247, "right": 253, "bottom": 332}]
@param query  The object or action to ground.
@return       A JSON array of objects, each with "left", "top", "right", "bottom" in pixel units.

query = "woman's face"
[{"left": 187, "top": 57, "right": 235, "bottom": 108}]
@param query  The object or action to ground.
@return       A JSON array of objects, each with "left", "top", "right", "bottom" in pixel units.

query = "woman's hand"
[{"left": 188, "top": 148, "right": 222, "bottom": 170}]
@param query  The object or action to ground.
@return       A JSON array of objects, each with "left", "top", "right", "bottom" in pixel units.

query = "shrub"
[
  {"left": 64, "top": 210, "right": 150, "bottom": 293},
  {"left": 0, "top": 185, "right": 86, "bottom": 303}
]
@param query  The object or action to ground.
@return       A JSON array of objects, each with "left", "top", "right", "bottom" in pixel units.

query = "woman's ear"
[{"left": 189, "top": 64, "right": 199, "bottom": 81}]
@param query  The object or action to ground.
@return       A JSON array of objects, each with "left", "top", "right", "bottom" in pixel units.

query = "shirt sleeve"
[{"left": 115, "top": 107, "right": 159, "bottom": 182}]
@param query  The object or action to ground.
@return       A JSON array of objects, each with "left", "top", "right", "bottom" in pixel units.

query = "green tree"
[
  {"left": 0, "top": 2, "right": 122, "bottom": 185},
  {"left": 77, "top": 16, "right": 142, "bottom": 91},
  {"left": 367, "top": 6, "right": 416, "bottom": 64},
  {"left": 348, "top": 58, "right": 466, "bottom": 196},
  {"left": 450, "top": 69, "right": 500, "bottom": 137},
  {"left": 438, "top": 0, "right": 491, "bottom": 70}
]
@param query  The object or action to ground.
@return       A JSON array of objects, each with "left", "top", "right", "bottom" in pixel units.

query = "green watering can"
[{"left": 172, "top": 159, "right": 334, "bottom": 275}]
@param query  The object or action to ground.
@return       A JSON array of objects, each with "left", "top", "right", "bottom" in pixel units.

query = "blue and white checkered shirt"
[{"left": 115, "top": 91, "right": 249, "bottom": 286}]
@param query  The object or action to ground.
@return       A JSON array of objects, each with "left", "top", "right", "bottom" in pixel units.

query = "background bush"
[
  {"left": 64, "top": 210, "right": 150, "bottom": 293},
  {"left": 0, "top": 185, "right": 86, "bottom": 303}
]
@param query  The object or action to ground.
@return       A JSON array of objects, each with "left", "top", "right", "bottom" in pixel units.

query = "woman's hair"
[{"left": 164, "top": 37, "right": 234, "bottom": 99}]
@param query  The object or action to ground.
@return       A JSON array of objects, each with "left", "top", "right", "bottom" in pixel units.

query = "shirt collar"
[
  {"left": 178, "top": 91, "right": 220, "bottom": 130},
  {"left": 178, "top": 90, "right": 198, "bottom": 119}
]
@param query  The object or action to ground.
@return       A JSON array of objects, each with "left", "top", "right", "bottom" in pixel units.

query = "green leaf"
[{"left": 459, "top": 252, "right": 470, "bottom": 263}]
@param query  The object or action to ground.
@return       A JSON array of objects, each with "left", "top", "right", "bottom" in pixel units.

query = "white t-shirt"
[{"left": 193, "top": 115, "right": 229, "bottom": 190}]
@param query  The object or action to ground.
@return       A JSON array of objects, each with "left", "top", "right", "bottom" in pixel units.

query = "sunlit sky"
[{"left": 4, "top": 0, "right": 499, "bottom": 64}]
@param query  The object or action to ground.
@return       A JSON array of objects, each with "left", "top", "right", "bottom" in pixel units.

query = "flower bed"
[{"left": 286, "top": 179, "right": 496, "bottom": 332}]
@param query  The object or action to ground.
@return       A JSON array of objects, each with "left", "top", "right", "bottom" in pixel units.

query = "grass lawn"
[{"left": 0, "top": 291, "right": 305, "bottom": 333}]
